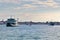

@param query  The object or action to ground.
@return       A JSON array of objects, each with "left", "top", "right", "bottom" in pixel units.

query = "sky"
[{"left": 0, "top": 0, "right": 60, "bottom": 22}]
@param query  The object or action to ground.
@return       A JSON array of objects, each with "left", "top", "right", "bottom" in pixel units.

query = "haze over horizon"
[{"left": 0, "top": 0, "right": 60, "bottom": 22}]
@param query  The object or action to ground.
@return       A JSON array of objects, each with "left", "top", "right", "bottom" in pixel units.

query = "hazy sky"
[{"left": 0, "top": 0, "right": 60, "bottom": 22}]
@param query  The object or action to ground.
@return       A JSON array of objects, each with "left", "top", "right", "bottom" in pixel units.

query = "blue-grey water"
[{"left": 0, "top": 25, "right": 60, "bottom": 40}]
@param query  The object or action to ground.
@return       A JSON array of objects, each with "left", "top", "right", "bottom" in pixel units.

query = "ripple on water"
[{"left": 0, "top": 25, "right": 60, "bottom": 40}]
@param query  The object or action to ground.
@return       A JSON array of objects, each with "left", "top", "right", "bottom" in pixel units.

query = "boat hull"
[{"left": 6, "top": 23, "right": 16, "bottom": 27}]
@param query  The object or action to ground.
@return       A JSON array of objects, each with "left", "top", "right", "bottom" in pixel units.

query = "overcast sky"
[{"left": 0, "top": 0, "right": 60, "bottom": 22}]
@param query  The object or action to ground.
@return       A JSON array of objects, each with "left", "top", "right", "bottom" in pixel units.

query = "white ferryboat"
[{"left": 6, "top": 18, "right": 17, "bottom": 27}]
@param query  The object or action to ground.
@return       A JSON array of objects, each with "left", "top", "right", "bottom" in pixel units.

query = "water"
[{"left": 0, "top": 25, "right": 60, "bottom": 40}]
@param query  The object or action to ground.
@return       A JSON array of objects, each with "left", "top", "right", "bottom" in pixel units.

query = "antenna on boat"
[
  {"left": 10, "top": 15, "right": 14, "bottom": 19},
  {"left": 10, "top": 15, "right": 12, "bottom": 18}
]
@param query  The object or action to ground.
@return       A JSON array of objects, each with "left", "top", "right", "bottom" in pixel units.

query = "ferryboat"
[{"left": 6, "top": 18, "right": 17, "bottom": 27}]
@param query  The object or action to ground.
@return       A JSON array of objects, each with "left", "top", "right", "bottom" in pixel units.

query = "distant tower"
[{"left": 1, "top": 19, "right": 4, "bottom": 22}]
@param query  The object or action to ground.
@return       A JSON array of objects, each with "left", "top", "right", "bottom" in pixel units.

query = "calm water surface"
[{"left": 0, "top": 25, "right": 60, "bottom": 40}]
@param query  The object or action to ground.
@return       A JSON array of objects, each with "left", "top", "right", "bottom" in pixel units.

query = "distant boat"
[
  {"left": 6, "top": 18, "right": 17, "bottom": 27},
  {"left": 49, "top": 22, "right": 55, "bottom": 26}
]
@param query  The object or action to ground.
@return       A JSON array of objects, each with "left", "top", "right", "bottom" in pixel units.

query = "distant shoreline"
[{"left": 0, "top": 21, "right": 60, "bottom": 25}]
